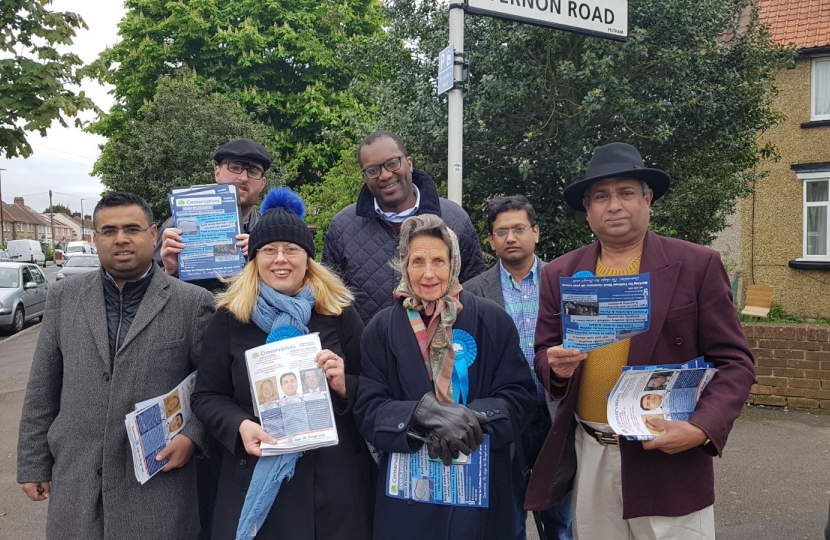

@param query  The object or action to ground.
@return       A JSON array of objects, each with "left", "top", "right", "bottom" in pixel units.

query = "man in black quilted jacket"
[{"left": 322, "top": 131, "right": 486, "bottom": 323}]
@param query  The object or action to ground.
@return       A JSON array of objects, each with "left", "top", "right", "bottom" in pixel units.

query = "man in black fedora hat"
[{"left": 525, "top": 142, "right": 755, "bottom": 539}]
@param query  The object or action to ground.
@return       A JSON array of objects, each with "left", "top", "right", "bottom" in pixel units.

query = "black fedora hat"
[{"left": 563, "top": 142, "right": 671, "bottom": 212}]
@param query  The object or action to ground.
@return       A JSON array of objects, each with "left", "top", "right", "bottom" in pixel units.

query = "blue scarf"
[{"left": 236, "top": 282, "right": 315, "bottom": 539}]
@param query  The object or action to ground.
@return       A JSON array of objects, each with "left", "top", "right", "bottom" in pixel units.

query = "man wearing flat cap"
[
  {"left": 152, "top": 138, "right": 271, "bottom": 538},
  {"left": 154, "top": 138, "right": 271, "bottom": 292},
  {"left": 525, "top": 142, "right": 755, "bottom": 539}
]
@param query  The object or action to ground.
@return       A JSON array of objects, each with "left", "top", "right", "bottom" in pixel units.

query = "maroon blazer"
[{"left": 525, "top": 231, "right": 755, "bottom": 518}]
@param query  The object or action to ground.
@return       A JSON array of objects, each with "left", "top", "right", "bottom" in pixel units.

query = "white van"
[
  {"left": 6, "top": 239, "right": 46, "bottom": 267},
  {"left": 66, "top": 241, "right": 95, "bottom": 256}
]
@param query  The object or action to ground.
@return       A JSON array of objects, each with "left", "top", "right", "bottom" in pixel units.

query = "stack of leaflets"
[
  {"left": 125, "top": 372, "right": 197, "bottom": 484},
  {"left": 168, "top": 183, "right": 245, "bottom": 282},
  {"left": 606, "top": 358, "right": 716, "bottom": 441},
  {"left": 386, "top": 435, "right": 490, "bottom": 508},
  {"left": 244, "top": 333, "right": 339, "bottom": 456},
  {"left": 559, "top": 273, "right": 652, "bottom": 352}
]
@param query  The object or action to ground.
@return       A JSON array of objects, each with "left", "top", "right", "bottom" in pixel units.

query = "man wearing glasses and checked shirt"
[
  {"left": 322, "top": 130, "right": 485, "bottom": 323},
  {"left": 464, "top": 196, "right": 573, "bottom": 540}
]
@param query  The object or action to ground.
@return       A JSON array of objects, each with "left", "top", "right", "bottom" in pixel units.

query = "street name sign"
[
  {"left": 466, "top": 0, "right": 628, "bottom": 41},
  {"left": 438, "top": 44, "right": 455, "bottom": 95}
]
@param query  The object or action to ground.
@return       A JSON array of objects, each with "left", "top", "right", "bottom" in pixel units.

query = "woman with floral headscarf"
[{"left": 354, "top": 214, "right": 536, "bottom": 540}]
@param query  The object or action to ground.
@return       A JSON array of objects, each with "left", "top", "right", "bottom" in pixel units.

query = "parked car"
[
  {"left": 0, "top": 262, "right": 49, "bottom": 334},
  {"left": 56, "top": 254, "right": 100, "bottom": 281},
  {"left": 6, "top": 239, "right": 46, "bottom": 267},
  {"left": 0, "top": 249, "right": 11, "bottom": 262}
]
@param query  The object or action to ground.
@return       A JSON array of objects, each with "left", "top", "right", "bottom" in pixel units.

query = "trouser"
[
  {"left": 512, "top": 406, "right": 573, "bottom": 540},
  {"left": 573, "top": 416, "right": 715, "bottom": 540}
]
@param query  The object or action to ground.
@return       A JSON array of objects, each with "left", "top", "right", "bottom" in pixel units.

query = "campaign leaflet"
[
  {"left": 125, "top": 372, "right": 197, "bottom": 484},
  {"left": 244, "top": 333, "right": 339, "bottom": 456},
  {"left": 386, "top": 435, "right": 490, "bottom": 508},
  {"left": 168, "top": 184, "right": 244, "bottom": 282},
  {"left": 559, "top": 273, "right": 651, "bottom": 352},
  {"left": 606, "top": 358, "right": 717, "bottom": 441}
]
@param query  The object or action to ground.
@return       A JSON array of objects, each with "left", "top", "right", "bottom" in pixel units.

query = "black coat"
[
  {"left": 354, "top": 291, "right": 537, "bottom": 540},
  {"left": 321, "top": 170, "right": 486, "bottom": 323},
  {"left": 192, "top": 305, "right": 376, "bottom": 540}
]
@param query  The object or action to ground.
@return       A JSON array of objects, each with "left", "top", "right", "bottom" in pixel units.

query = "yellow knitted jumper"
[{"left": 575, "top": 255, "right": 642, "bottom": 423}]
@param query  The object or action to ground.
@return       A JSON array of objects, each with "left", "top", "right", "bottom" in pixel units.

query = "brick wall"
[{"left": 743, "top": 323, "right": 830, "bottom": 409}]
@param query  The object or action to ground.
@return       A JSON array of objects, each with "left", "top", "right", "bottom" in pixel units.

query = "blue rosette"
[
  {"left": 266, "top": 325, "right": 303, "bottom": 344},
  {"left": 451, "top": 329, "right": 478, "bottom": 405}
]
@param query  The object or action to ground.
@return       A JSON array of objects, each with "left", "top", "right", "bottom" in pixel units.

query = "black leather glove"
[{"left": 413, "top": 393, "right": 485, "bottom": 463}]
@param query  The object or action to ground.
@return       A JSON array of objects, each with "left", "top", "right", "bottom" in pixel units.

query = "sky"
[{"left": 0, "top": 0, "right": 127, "bottom": 215}]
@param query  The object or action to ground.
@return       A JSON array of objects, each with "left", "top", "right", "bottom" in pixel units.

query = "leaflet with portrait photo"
[
  {"left": 559, "top": 273, "right": 651, "bottom": 352},
  {"left": 125, "top": 371, "right": 197, "bottom": 484},
  {"left": 386, "top": 435, "right": 490, "bottom": 508},
  {"left": 606, "top": 360, "right": 716, "bottom": 441},
  {"left": 244, "top": 333, "right": 339, "bottom": 456},
  {"left": 167, "top": 183, "right": 244, "bottom": 282}
]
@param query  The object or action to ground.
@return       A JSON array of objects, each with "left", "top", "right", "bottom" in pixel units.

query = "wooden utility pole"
[{"left": 49, "top": 190, "right": 55, "bottom": 255}]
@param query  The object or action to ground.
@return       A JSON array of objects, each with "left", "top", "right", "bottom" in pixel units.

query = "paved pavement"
[{"left": 1, "top": 325, "right": 829, "bottom": 539}]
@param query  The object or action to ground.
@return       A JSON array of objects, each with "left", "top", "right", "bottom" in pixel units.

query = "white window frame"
[
  {"left": 811, "top": 56, "right": 830, "bottom": 121},
  {"left": 797, "top": 171, "right": 830, "bottom": 261}
]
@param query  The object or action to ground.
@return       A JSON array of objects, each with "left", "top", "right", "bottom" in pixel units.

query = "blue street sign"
[{"left": 437, "top": 44, "right": 454, "bottom": 95}]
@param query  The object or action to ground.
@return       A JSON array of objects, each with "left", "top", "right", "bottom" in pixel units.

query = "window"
[
  {"left": 31, "top": 267, "right": 45, "bottom": 284},
  {"left": 21, "top": 266, "right": 33, "bottom": 284},
  {"left": 798, "top": 173, "right": 829, "bottom": 260},
  {"left": 812, "top": 56, "right": 830, "bottom": 121}
]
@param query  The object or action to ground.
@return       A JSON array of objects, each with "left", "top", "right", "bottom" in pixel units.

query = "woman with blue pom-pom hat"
[{"left": 192, "top": 187, "right": 375, "bottom": 540}]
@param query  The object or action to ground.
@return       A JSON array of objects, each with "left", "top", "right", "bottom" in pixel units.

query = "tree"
[
  {"left": 88, "top": 0, "right": 384, "bottom": 190},
  {"left": 43, "top": 203, "right": 71, "bottom": 214},
  {"left": 94, "top": 73, "right": 280, "bottom": 223},
  {"left": 0, "top": 0, "right": 98, "bottom": 158},
  {"left": 364, "top": 0, "right": 794, "bottom": 258}
]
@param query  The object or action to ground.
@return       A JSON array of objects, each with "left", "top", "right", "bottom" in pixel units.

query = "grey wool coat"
[{"left": 17, "top": 268, "right": 215, "bottom": 540}]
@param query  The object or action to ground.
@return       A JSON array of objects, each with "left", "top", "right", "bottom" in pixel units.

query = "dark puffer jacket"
[{"left": 322, "top": 170, "right": 486, "bottom": 323}]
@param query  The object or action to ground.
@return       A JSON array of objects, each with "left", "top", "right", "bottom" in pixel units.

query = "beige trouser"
[{"left": 573, "top": 416, "right": 715, "bottom": 540}]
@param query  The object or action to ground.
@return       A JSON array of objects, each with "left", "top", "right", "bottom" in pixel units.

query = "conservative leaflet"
[
  {"left": 606, "top": 358, "right": 716, "bottom": 441},
  {"left": 244, "top": 333, "right": 339, "bottom": 455},
  {"left": 125, "top": 372, "right": 197, "bottom": 484},
  {"left": 386, "top": 435, "right": 490, "bottom": 508},
  {"left": 559, "top": 273, "right": 651, "bottom": 352},
  {"left": 168, "top": 183, "right": 244, "bottom": 282}
]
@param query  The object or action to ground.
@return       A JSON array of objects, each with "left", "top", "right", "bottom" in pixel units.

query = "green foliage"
[
  {"left": 299, "top": 149, "right": 364, "bottom": 256},
  {"left": 87, "top": 0, "right": 385, "bottom": 190},
  {"left": 0, "top": 0, "right": 99, "bottom": 158},
  {"left": 365, "top": 0, "right": 795, "bottom": 258},
  {"left": 0, "top": 0, "right": 97, "bottom": 158},
  {"left": 43, "top": 203, "right": 71, "bottom": 214},
  {"left": 94, "top": 73, "right": 280, "bottom": 223},
  {"left": 44, "top": 244, "right": 52, "bottom": 261},
  {"left": 739, "top": 303, "right": 830, "bottom": 324}
]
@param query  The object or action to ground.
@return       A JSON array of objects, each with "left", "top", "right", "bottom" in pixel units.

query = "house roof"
[{"left": 757, "top": 0, "right": 830, "bottom": 50}]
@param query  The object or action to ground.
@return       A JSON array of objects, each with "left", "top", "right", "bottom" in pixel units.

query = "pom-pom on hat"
[{"left": 248, "top": 187, "right": 315, "bottom": 260}]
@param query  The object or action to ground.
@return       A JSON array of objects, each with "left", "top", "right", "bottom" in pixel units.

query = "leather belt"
[{"left": 579, "top": 421, "right": 619, "bottom": 446}]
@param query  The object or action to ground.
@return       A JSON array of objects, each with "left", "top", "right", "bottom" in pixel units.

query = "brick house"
[{"left": 735, "top": 0, "right": 830, "bottom": 318}]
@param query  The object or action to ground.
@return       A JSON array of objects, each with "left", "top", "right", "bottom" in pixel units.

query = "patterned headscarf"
[{"left": 394, "top": 220, "right": 463, "bottom": 403}]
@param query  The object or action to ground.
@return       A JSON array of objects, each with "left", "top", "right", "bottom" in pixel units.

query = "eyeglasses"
[
  {"left": 96, "top": 225, "right": 153, "bottom": 238},
  {"left": 259, "top": 246, "right": 306, "bottom": 259},
  {"left": 224, "top": 161, "right": 265, "bottom": 180},
  {"left": 492, "top": 226, "right": 534, "bottom": 238},
  {"left": 361, "top": 155, "right": 407, "bottom": 179}
]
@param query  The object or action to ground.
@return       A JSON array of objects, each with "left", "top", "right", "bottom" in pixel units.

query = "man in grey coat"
[
  {"left": 17, "top": 192, "right": 215, "bottom": 540},
  {"left": 463, "top": 195, "right": 572, "bottom": 540}
]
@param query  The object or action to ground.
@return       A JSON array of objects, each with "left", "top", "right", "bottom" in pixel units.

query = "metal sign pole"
[{"left": 447, "top": 4, "right": 464, "bottom": 205}]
